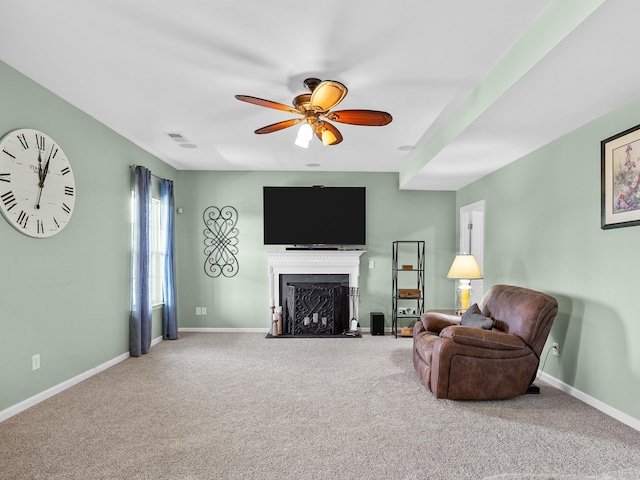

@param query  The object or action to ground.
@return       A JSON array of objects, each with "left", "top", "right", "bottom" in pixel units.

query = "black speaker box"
[{"left": 370, "top": 312, "right": 384, "bottom": 336}]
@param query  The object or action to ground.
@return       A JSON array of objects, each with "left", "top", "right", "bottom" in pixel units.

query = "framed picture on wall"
[{"left": 601, "top": 123, "right": 640, "bottom": 229}]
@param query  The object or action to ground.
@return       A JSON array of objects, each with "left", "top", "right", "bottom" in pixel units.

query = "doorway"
[{"left": 459, "top": 200, "right": 485, "bottom": 305}]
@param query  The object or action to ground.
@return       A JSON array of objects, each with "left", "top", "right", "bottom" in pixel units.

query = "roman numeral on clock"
[
  {"left": 35, "top": 133, "right": 45, "bottom": 151},
  {"left": 64, "top": 186, "right": 74, "bottom": 196},
  {"left": 61, "top": 167, "right": 70, "bottom": 175},
  {"left": 0, "top": 172, "right": 9, "bottom": 183},
  {"left": 62, "top": 203, "right": 71, "bottom": 214},
  {"left": 1, "top": 191, "right": 17, "bottom": 211},
  {"left": 17, "top": 134, "right": 28, "bottom": 150},
  {"left": 3, "top": 149, "right": 15, "bottom": 159},
  {"left": 17, "top": 210, "right": 29, "bottom": 228},
  {"left": 37, "top": 219, "right": 44, "bottom": 234}
]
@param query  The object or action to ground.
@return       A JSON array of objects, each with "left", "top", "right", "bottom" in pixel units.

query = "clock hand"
[
  {"left": 35, "top": 184, "right": 44, "bottom": 210},
  {"left": 36, "top": 148, "right": 52, "bottom": 209},
  {"left": 37, "top": 150, "right": 44, "bottom": 184},
  {"left": 40, "top": 154, "right": 51, "bottom": 187}
]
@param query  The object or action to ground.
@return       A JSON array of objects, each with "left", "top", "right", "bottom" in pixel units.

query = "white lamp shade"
[{"left": 446, "top": 254, "right": 483, "bottom": 279}]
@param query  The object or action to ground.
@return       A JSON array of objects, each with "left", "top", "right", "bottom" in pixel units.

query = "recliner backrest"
[{"left": 481, "top": 284, "right": 558, "bottom": 356}]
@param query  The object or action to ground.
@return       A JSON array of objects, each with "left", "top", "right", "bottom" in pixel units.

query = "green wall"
[
  {"left": 0, "top": 61, "right": 178, "bottom": 411},
  {"left": 174, "top": 171, "right": 456, "bottom": 330},
  {"left": 457, "top": 97, "right": 640, "bottom": 422},
  {"left": 4, "top": 51, "right": 637, "bottom": 427},
  {"left": 0, "top": 59, "right": 457, "bottom": 414}
]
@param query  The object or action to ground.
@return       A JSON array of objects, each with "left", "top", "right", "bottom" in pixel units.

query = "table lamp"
[{"left": 446, "top": 254, "right": 483, "bottom": 314}]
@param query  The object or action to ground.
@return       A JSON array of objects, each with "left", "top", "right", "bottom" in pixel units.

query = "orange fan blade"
[
  {"left": 254, "top": 118, "right": 303, "bottom": 134},
  {"left": 235, "top": 95, "right": 299, "bottom": 114},
  {"left": 314, "top": 121, "right": 343, "bottom": 146},
  {"left": 325, "top": 109, "right": 392, "bottom": 126},
  {"left": 310, "top": 80, "right": 348, "bottom": 112}
]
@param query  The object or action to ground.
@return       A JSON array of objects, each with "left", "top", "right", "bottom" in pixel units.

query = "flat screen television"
[{"left": 263, "top": 186, "right": 366, "bottom": 247}]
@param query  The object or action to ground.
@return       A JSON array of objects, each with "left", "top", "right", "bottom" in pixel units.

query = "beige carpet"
[{"left": 1, "top": 332, "right": 639, "bottom": 480}]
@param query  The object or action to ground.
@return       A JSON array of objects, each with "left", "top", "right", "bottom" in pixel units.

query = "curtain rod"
[{"left": 130, "top": 164, "right": 168, "bottom": 182}]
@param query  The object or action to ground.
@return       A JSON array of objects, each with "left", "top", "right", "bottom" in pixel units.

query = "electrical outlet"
[
  {"left": 201, "top": 307, "right": 207, "bottom": 315},
  {"left": 552, "top": 342, "right": 560, "bottom": 357},
  {"left": 196, "top": 307, "right": 202, "bottom": 315},
  {"left": 369, "top": 260, "right": 375, "bottom": 269},
  {"left": 32, "top": 354, "right": 40, "bottom": 371}
]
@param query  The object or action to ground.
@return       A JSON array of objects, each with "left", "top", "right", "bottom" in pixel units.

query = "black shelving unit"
[{"left": 392, "top": 241, "right": 425, "bottom": 338}]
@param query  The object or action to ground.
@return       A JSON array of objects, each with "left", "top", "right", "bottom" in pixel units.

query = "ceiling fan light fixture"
[
  {"left": 321, "top": 127, "right": 338, "bottom": 146},
  {"left": 295, "top": 123, "right": 313, "bottom": 148}
]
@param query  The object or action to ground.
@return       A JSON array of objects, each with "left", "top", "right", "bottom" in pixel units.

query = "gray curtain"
[
  {"left": 130, "top": 166, "right": 152, "bottom": 356},
  {"left": 161, "top": 179, "right": 178, "bottom": 340}
]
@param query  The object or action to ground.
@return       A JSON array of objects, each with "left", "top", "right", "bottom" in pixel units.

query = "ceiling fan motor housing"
[{"left": 303, "top": 77, "right": 322, "bottom": 91}]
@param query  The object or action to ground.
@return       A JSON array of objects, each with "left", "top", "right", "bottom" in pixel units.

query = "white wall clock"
[{"left": 0, "top": 128, "right": 76, "bottom": 238}]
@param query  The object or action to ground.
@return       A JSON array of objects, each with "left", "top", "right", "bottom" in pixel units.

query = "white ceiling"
[{"left": 1, "top": 0, "right": 639, "bottom": 190}]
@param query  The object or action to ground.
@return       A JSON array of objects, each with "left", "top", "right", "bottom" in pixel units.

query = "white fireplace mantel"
[{"left": 266, "top": 250, "right": 365, "bottom": 328}]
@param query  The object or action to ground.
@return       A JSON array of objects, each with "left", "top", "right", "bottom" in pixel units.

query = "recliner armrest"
[
  {"left": 440, "top": 325, "right": 526, "bottom": 350},
  {"left": 420, "top": 312, "right": 460, "bottom": 334}
]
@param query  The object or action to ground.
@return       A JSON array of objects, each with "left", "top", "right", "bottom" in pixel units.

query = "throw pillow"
[{"left": 460, "top": 303, "right": 493, "bottom": 330}]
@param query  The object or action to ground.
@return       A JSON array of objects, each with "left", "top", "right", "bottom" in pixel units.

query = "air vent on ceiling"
[
  {"left": 167, "top": 132, "right": 198, "bottom": 149},
  {"left": 168, "top": 132, "right": 188, "bottom": 143}
]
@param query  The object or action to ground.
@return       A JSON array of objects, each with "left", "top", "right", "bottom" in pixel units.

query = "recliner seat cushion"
[{"left": 440, "top": 325, "right": 526, "bottom": 350}]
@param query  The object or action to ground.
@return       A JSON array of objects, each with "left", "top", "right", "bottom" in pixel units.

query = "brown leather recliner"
[{"left": 413, "top": 284, "right": 558, "bottom": 400}]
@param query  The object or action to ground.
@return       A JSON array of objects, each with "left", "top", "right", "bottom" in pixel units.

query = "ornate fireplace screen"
[
  {"left": 203, "top": 206, "right": 239, "bottom": 278},
  {"left": 286, "top": 283, "right": 348, "bottom": 335}
]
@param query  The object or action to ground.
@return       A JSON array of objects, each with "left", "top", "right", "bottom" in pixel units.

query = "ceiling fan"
[{"left": 235, "top": 78, "right": 392, "bottom": 147}]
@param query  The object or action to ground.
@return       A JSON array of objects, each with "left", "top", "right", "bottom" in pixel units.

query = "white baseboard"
[
  {"left": 0, "top": 335, "right": 163, "bottom": 423},
  {"left": 538, "top": 371, "right": 640, "bottom": 432},
  {"left": 178, "top": 327, "right": 395, "bottom": 334},
  {"left": 179, "top": 327, "right": 270, "bottom": 333},
  {"left": 360, "top": 327, "right": 394, "bottom": 333},
  {"left": 5, "top": 335, "right": 636, "bottom": 433}
]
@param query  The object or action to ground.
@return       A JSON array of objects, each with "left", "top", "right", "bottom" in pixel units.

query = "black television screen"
[{"left": 263, "top": 186, "right": 366, "bottom": 246}]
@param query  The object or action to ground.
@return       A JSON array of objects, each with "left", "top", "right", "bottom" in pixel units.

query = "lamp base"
[{"left": 455, "top": 279, "right": 473, "bottom": 315}]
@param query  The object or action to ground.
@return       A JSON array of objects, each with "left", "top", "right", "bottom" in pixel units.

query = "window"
[
  {"left": 150, "top": 198, "right": 163, "bottom": 306},
  {"left": 131, "top": 193, "right": 164, "bottom": 307}
]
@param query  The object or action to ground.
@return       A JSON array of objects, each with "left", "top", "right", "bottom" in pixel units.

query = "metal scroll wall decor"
[{"left": 203, "top": 206, "right": 239, "bottom": 278}]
